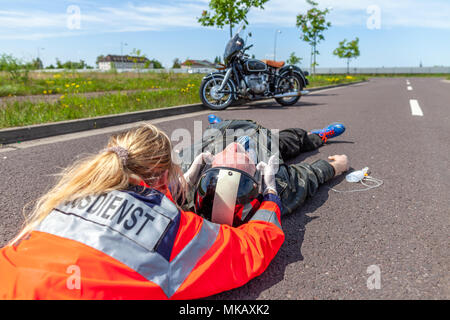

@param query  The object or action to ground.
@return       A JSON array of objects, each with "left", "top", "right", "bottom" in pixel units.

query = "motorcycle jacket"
[{"left": 178, "top": 119, "right": 336, "bottom": 217}]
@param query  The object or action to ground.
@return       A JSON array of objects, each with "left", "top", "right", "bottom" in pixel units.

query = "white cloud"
[
  {"left": 248, "top": 0, "right": 450, "bottom": 29},
  {"left": 0, "top": 0, "right": 449, "bottom": 40}
]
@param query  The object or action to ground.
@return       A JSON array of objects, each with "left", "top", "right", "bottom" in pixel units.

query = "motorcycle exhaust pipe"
[
  {"left": 274, "top": 91, "right": 301, "bottom": 98},
  {"left": 273, "top": 90, "right": 310, "bottom": 98}
]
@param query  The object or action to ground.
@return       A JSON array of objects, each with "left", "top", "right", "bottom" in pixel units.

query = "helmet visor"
[{"left": 194, "top": 167, "right": 259, "bottom": 225}]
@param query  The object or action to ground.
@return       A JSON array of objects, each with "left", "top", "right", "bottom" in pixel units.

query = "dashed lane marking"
[{"left": 410, "top": 99, "right": 423, "bottom": 116}]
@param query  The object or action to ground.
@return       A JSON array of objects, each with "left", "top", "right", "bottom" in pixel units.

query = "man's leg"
[{"left": 278, "top": 128, "right": 324, "bottom": 161}]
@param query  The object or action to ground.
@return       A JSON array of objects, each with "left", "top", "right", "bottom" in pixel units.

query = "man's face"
[{"left": 211, "top": 142, "right": 256, "bottom": 176}]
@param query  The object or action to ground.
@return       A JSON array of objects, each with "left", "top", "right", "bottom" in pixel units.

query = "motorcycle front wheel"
[{"left": 199, "top": 76, "right": 234, "bottom": 110}]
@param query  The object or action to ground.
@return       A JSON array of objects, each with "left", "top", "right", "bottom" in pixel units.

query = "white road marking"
[
  {"left": 410, "top": 99, "right": 423, "bottom": 116},
  {"left": 406, "top": 80, "right": 411, "bottom": 85},
  {"left": 407, "top": 86, "right": 413, "bottom": 91}
]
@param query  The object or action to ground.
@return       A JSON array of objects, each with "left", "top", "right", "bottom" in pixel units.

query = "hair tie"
[{"left": 104, "top": 146, "right": 129, "bottom": 166}]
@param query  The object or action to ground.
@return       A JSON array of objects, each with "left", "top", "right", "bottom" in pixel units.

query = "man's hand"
[
  {"left": 328, "top": 154, "right": 349, "bottom": 177},
  {"left": 184, "top": 152, "right": 214, "bottom": 186}
]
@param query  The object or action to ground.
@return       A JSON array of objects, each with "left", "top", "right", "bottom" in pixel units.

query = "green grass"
[
  {"left": 0, "top": 86, "right": 199, "bottom": 128},
  {"left": 0, "top": 71, "right": 204, "bottom": 97},
  {"left": 307, "top": 74, "right": 367, "bottom": 87},
  {"left": 0, "top": 73, "right": 367, "bottom": 129}
]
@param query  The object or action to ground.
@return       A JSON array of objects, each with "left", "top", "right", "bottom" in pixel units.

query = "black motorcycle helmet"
[{"left": 194, "top": 166, "right": 261, "bottom": 227}]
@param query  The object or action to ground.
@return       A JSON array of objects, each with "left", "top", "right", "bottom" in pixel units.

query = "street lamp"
[
  {"left": 273, "top": 30, "right": 282, "bottom": 61},
  {"left": 37, "top": 47, "right": 45, "bottom": 60},
  {"left": 120, "top": 42, "right": 128, "bottom": 56}
]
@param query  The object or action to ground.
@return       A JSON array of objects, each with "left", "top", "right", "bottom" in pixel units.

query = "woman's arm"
[{"left": 171, "top": 194, "right": 284, "bottom": 299}]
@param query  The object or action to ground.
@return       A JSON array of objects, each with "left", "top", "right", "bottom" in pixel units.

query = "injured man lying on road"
[{"left": 178, "top": 118, "right": 349, "bottom": 225}]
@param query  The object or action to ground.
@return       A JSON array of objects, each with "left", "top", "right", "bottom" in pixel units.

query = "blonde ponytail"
[{"left": 10, "top": 123, "right": 186, "bottom": 246}]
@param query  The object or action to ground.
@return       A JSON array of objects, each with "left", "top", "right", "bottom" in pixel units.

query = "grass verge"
[
  {"left": 1, "top": 87, "right": 198, "bottom": 128},
  {"left": 0, "top": 71, "right": 204, "bottom": 97},
  {"left": 0, "top": 74, "right": 365, "bottom": 129}
]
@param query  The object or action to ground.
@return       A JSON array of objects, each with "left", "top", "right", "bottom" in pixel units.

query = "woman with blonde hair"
[{"left": 0, "top": 123, "right": 285, "bottom": 300}]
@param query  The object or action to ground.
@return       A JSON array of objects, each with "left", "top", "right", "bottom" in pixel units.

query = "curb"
[
  {"left": 0, "top": 80, "right": 366, "bottom": 145},
  {"left": 306, "top": 80, "right": 367, "bottom": 92},
  {"left": 0, "top": 103, "right": 206, "bottom": 145}
]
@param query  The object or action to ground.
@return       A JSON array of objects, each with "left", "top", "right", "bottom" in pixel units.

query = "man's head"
[
  {"left": 211, "top": 142, "right": 256, "bottom": 176},
  {"left": 194, "top": 142, "right": 259, "bottom": 227}
]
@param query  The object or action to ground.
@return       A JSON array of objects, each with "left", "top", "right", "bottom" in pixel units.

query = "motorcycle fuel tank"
[{"left": 244, "top": 59, "right": 267, "bottom": 73}]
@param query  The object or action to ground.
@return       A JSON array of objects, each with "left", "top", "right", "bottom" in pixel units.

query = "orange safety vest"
[{"left": 0, "top": 186, "right": 284, "bottom": 300}]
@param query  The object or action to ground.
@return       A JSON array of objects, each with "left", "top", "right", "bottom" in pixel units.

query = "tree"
[
  {"left": 286, "top": 52, "right": 302, "bottom": 66},
  {"left": 214, "top": 56, "right": 222, "bottom": 64},
  {"left": 55, "top": 59, "right": 88, "bottom": 70},
  {"left": 333, "top": 37, "right": 360, "bottom": 74},
  {"left": 296, "top": 0, "right": 332, "bottom": 75},
  {"left": 172, "top": 58, "right": 181, "bottom": 69},
  {"left": 150, "top": 59, "right": 163, "bottom": 69},
  {"left": 96, "top": 55, "right": 105, "bottom": 66},
  {"left": 130, "top": 48, "right": 151, "bottom": 75},
  {"left": 31, "top": 57, "right": 44, "bottom": 70},
  {"left": 198, "top": 0, "right": 269, "bottom": 38}
]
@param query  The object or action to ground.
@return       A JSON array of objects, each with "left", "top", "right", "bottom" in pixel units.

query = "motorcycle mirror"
[{"left": 236, "top": 22, "right": 245, "bottom": 35}]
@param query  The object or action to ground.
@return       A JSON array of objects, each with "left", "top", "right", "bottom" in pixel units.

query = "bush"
[{"left": 0, "top": 54, "right": 32, "bottom": 83}]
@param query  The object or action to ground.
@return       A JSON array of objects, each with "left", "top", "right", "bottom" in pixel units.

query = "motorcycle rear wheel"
[{"left": 275, "top": 73, "right": 303, "bottom": 106}]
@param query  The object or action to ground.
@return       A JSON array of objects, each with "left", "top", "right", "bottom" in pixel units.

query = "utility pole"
[{"left": 273, "top": 30, "right": 281, "bottom": 61}]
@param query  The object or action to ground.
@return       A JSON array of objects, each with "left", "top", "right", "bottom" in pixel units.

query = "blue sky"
[{"left": 0, "top": 0, "right": 449, "bottom": 68}]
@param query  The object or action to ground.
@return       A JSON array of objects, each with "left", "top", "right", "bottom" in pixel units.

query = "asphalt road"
[{"left": 1, "top": 77, "right": 449, "bottom": 299}]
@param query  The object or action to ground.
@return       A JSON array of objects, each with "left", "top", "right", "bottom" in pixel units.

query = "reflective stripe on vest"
[
  {"left": 250, "top": 209, "right": 282, "bottom": 230},
  {"left": 35, "top": 190, "right": 220, "bottom": 298}
]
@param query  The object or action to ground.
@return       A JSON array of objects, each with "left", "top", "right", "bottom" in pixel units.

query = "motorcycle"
[{"left": 199, "top": 23, "right": 309, "bottom": 110}]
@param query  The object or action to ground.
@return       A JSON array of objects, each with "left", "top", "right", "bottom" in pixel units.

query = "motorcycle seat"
[{"left": 262, "top": 60, "right": 285, "bottom": 68}]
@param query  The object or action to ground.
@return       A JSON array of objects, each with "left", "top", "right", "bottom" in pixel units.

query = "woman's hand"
[
  {"left": 256, "top": 154, "right": 279, "bottom": 195},
  {"left": 183, "top": 152, "right": 214, "bottom": 186},
  {"left": 328, "top": 154, "right": 349, "bottom": 177}
]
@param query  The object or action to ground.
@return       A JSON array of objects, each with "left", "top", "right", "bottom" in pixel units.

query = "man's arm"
[{"left": 278, "top": 154, "right": 349, "bottom": 216}]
